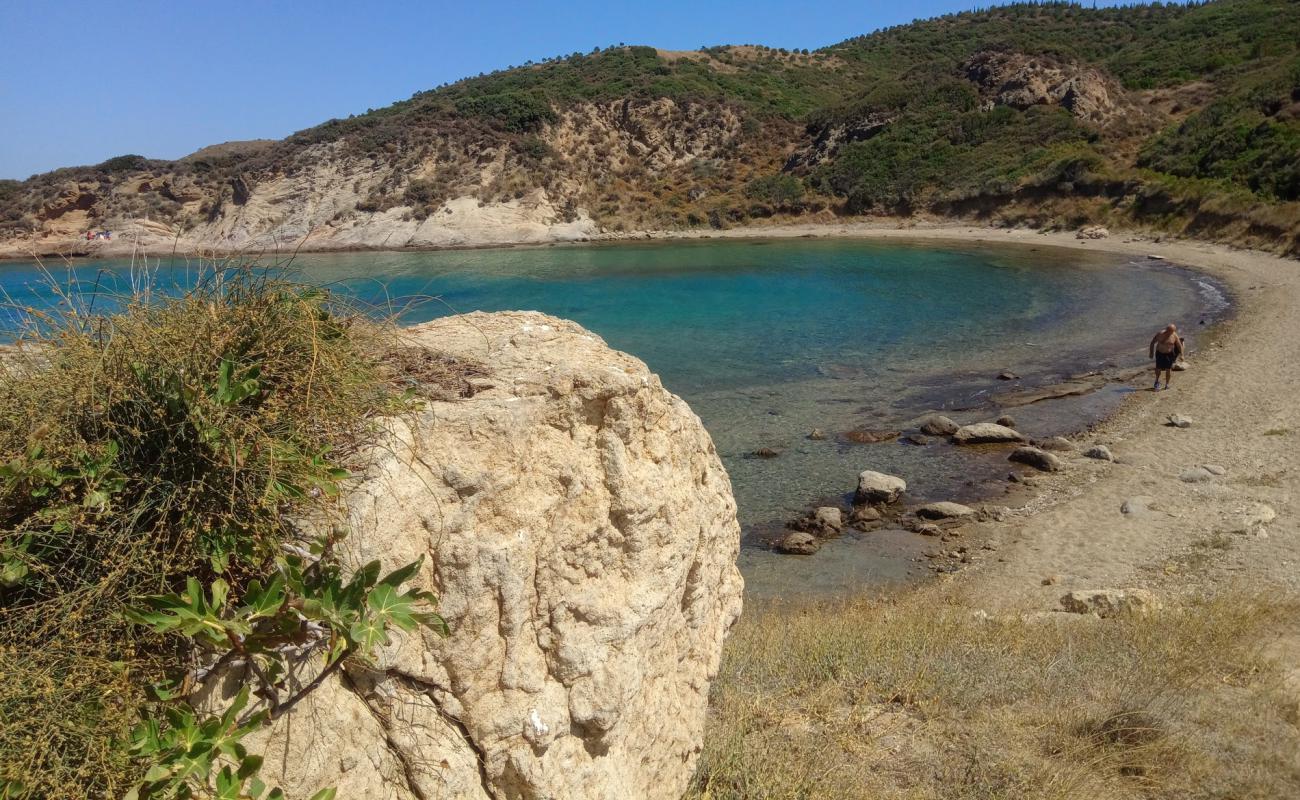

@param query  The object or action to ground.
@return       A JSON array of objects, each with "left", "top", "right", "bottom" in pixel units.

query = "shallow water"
[{"left": 0, "top": 239, "right": 1227, "bottom": 596}]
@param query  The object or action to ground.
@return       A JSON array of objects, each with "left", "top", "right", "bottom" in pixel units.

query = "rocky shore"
[{"left": 712, "top": 225, "right": 1298, "bottom": 625}]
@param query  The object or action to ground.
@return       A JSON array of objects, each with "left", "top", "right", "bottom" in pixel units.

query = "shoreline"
[
  {"left": 6, "top": 220, "right": 1294, "bottom": 610},
  {"left": 0, "top": 215, "right": 1287, "bottom": 264},
  {"left": 895, "top": 229, "right": 1300, "bottom": 613}
]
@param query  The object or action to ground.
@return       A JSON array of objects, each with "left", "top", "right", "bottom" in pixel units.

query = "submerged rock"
[
  {"left": 790, "top": 506, "right": 844, "bottom": 536},
  {"left": 776, "top": 531, "right": 820, "bottom": 555},
  {"left": 844, "top": 427, "right": 900, "bottom": 444},
  {"left": 953, "top": 422, "right": 1026, "bottom": 445},
  {"left": 855, "top": 470, "right": 907, "bottom": 505}
]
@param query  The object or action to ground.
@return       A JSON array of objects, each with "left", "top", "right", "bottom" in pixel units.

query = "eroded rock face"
[
  {"left": 785, "top": 110, "right": 897, "bottom": 171},
  {"left": 236, "top": 312, "right": 744, "bottom": 800},
  {"left": 962, "top": 50, "right": 1129, "bottom": 125},
  {"left": 547, "top": 98, "right": 744, "bottom": 176}
]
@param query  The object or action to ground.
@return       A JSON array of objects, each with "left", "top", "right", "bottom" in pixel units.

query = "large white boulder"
[{"left": 234, "top": 312, "right": 743, "bottom": 799}]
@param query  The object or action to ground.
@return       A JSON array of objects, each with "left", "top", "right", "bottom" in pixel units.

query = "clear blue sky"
[{"left": 3, "top": 0, "right": 1154, "bottom": 180}]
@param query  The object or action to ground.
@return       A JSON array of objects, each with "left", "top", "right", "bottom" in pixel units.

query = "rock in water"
[
  {"left": 996, "top": 371, "right": 1019, "bottom": 381},
  {"left": 1167, "top": 414, "right": 1193, "bottom": 428},
  {"left": 995, "top": 415, "right": 1017, "bottom": 428},
  {"left": 918, "top": 414, "right": 959, "bottom": 436},
  {"left": 807, "top": 428, "right": 827, "bottom": 440},
  {"left": 1009, "top": 446, "right": 1065, "bottom": 472},
  {"left": 953, "top": 422, "right": 1026, "bottom": 445},
  {"left": 228, "top": 312, "right": 743, "bottom": 800},
  {"left": 790, "top": 506, "right": 844, "bottom": 536},
  {"left": 849, "top": 505, "right": 883, "bottom": 527},
  {"left": 855, "top": 470, "right": 907, "bottom": 505},
  {"left": 1083, "top": 445, "right": 1114, "bottom": 462},
  {"left": 844, "top": 427, "right": 900, "bottom": 444},
  {"left": 916, "top": 501, "right": 976, "bottom": 520},
  {"left": 777, "top": 531, "right": 820, "bottom": 555},
  {"left": 1060, "top": 589, "right": 1160, "bottom": 617}
]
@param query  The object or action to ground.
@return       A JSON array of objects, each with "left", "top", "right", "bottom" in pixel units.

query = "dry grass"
[
  {"left": 0, "top": 266, "right": 413, "bottom": 797},
  {"left": 689, "top": 586, "right": 1300, "bottom": 800}
]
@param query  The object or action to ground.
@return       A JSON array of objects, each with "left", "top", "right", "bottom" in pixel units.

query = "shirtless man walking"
[{"left": 1149, "top": 323, "right": 1183, "bottom": 390}]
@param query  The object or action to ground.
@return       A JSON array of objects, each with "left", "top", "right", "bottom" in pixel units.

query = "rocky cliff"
[{"left": 209, "top": 312, "right": 744, "bottom": 799}]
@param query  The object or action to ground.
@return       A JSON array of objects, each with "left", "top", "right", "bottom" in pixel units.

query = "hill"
[{"left": 2, "top": 0, "right": 1298, "bottom": 257}]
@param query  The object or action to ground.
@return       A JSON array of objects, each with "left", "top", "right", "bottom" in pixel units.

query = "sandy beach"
[
  {"left": 589, "top": 220, "right": 1299, "bottom": 612},
  {"left": 769, "top": 225, "right": 1300, "bottom": 615}
]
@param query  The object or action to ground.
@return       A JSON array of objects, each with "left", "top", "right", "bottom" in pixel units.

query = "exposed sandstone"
[{"left": 212, "top": 312, "right": 743, "bottom": 800}]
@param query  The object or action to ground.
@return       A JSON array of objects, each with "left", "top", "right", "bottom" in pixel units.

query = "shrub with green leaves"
[{"left": 0, "top": 267, "right": 449, "bottom": 798}]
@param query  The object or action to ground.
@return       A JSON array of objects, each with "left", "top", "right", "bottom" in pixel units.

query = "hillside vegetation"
[{"left": 2, "top": 0, "right": 1299, "bottom": 253}]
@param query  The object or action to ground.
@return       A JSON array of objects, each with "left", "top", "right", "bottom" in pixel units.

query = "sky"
[{"left": 2, "top": 0, "right": 1156, "bottom": 180}]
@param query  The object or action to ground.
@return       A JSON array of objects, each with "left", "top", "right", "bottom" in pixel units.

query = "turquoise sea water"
[{"left": 0, "top": 239, "right": 1226, "bottom": 593}]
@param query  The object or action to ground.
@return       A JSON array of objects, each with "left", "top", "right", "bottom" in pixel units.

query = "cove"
[{"left": 0, "top": 238, "right": 1227, "bottom": 594}]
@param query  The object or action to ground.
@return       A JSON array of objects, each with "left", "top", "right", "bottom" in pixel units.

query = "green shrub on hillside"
[
  {"left": 1139, "top": 60, "right": 1300, "bottom": 201},
  {"left": 745, "top": 174, "right": 804, "bottom": 208}
]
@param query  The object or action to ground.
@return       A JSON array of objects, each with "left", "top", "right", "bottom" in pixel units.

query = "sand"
[
  {"left": 616, "top": 220, "right": 1298, "bottom": 610},
  {"left": 815, "top": 226, "right": 1298, "bottom": 612}
]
